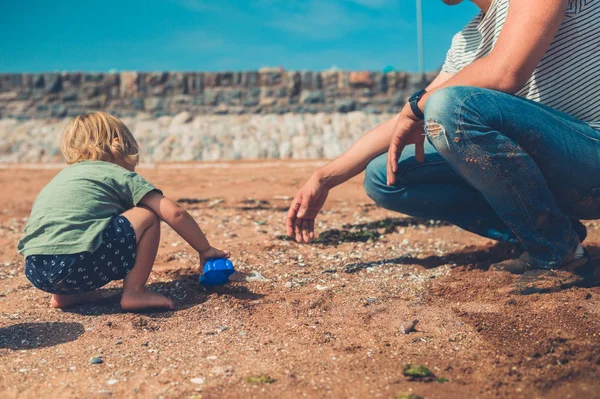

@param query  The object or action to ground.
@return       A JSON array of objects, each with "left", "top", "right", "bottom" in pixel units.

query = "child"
[{"left": 17, "top": 112, "right": 229, "bottom": 311}]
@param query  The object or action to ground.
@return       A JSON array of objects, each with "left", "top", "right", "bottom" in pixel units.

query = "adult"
[{"left": 286, "top": 0, "right": 600, "bottom": 284}]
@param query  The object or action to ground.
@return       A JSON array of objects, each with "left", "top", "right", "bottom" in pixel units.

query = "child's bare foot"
[
  {"left": 120, "top": 289, "right": 175, "bottom": 311},
  {"left": 50, "top": 291, "right": 105, "bottom": 309}
]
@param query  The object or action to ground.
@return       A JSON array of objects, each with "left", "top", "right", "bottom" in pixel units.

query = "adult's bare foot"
[
  {"left": 50, "top": 291, "right": 105, "bottom": 309},
  {"left": 120, "top": 289, "right": 175, "bottom": 311}
]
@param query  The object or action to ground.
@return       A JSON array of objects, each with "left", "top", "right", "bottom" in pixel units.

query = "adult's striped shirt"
[{"left": 442, "top": 0, "right": 600, "bottom": 131}]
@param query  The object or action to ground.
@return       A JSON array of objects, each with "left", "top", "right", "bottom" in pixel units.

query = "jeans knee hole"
[{"left": 425, "top": 119, "right": 446, "bottom": 139}]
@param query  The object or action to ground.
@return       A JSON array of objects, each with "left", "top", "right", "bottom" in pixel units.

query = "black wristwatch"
[{"left": 408, "top": 89, "right": 427, "bottom": 120}]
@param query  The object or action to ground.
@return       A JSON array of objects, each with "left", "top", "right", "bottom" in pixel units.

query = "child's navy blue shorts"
[{"left": 25, "top": 215, "right": 137, "bottom": 295}]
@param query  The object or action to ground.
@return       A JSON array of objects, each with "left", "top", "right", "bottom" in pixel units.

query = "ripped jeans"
[{"left": 364, "top": 86, "right": 600, "bottom": 268}]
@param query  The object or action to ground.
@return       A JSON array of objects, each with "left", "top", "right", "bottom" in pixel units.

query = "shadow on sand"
[{"left": 0, "top": 322, "right": 85, "bottom": 350}]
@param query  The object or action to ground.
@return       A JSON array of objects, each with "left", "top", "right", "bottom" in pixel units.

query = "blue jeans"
[{"left": 364, "top": 86, "right": 600, "bottom": 268}]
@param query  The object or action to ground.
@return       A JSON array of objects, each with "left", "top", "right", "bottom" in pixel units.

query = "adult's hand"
[
  {"left": 286, "top": 174, "right": 329, "bottom": 243},
  {"left": 386, "top": 105, "right": 425, "bottom": 186}
]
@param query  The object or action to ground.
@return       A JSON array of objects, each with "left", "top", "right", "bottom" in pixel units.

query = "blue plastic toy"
[{"left": 199, "top": 258, "right": 235, "bottom": 286}]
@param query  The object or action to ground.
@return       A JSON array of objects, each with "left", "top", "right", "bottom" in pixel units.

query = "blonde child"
[{"left": 17, "top": 112, "right": 228, "bottom": 311}]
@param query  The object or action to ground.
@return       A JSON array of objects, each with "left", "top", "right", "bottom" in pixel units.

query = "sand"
[{"left": 1, "top": 161, "right": 599, "bottom": 398}]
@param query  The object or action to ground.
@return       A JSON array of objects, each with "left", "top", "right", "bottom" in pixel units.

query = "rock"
[
  {"left": 210, "top": 365, "right": 234, "bottom": 377},
  {"left": 89, "top": 357, "right": 103, "bottom": 364},
  {"left": 349, "top": 71, "right": 373, "bottom": 87},
  {"left": 300, "top": 90, "right": 324, "bottom": 104},
  {"left": 120, "top": 71, "right": 138, "bottom": 96},
  {"left": 400, "top": 319, "right": 419, "bottom": 334},
  {"left": 392, "top": 91, "right": 408, "bottom": 106},
  {"left": 171, "top": 111, "right": 193, "bottom": 125},
  {"left": 395, "top": 393, "right": 423, "bottom": 399},
  {"left": 50, "top": 104, "right": 67, "bottom": 118},
  {"left": 335, "top": 98, "right": 356, "bottom": 113},
  {"left": 190, "top": 377, "right": 205, "bottom": 385},
  {"left": 245, "top": 271, "right": 269, "bottom": 282},
  {"left": 43, "top": 73, "right": 62, "bottom": 94},
  {"left": 106, "top": 379, "right": 118, "bottom": 385},
  {"left": 144, "top": 97, "right": 164, "bottom": 112}
]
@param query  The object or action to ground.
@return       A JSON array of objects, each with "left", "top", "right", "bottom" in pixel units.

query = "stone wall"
[
  {"left": 0, "top": 112, "right": 396, "bottom": 163},
  {"left": 0, "top": 69, "right": 434, "bottom": 119}
]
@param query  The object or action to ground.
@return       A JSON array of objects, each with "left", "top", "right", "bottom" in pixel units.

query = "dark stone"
[
  {"left": 186, "top": 73, "right": 203, "bottom": 94},
  {"left": 259, "top": 70, "right": 282, "bottom": 86},
  {"left": 243, "top": 98, "right": 259, "bottom": 107},
  {"left": 217, "top": 72, "right": 234, "bottom": 87},
  {"left": 223, "top": 89, "right": 243, "bottom": 104},
  {"left": 51, "top": 104, "right": 67, "bottom": 117},
  {"left": 273, "top": 106, "right": 289, "bottom": 114},
  {"left": 241, "top": 72, "right": 259, "bottom": 87},
  {"left": 164, "top": 73, "right": 186, "bottom": 95},
  {"left": 84, "top": 73, "right": 104, "bottom": 83},
  {"left": 275, "top": 87, "right": 287, "bottom": 98},
  {"left": 193, "top": 95, "right": 205, "bottom": 106},
  {"left": 373, "top": 72, "right": 387, "bottom": 93},
  {"left": 335, "top": 98, "right": 356, "bottom": 113},
  {"left": 62, "top": 72, "right": 82, "bottom": 86},
  {"left": 364, "top": 105, "right": 382, "bottom": 114},
  {"left": 130, "top": 97, "right": 145, "bottom": 111},
  {"left": 32, "top": 74, "right": 44, "bottom": 88},
  {"left": 62, "top": 88, "right": 78, "bottom": 102},
  {"left": 81, "top": 85, "right": 99, "bottom": 98},
  {"left": 301, "top": 71, "right": 323, "bottom": 90},
  {"left": 300, "top": 90, "right": 324, "bottom": 104},
  {"left": 249, "top": 88, "right": 261, "bottom": 98},
  {"left": 204, "top": 73, "right": 218, "bottom": 88},
  {"left": 43, "top": 73, "right": 62, "bottom": 93},
  {"left": 391, "top": 91, "right": 407, "bottom": 107},
  {"left": 360, "top": 88, "right": 373, "bottom": 98},
  {"left": 203, "top": 89, "right": 222, "bottom": 106},
  {"left": 286, "top": 72, "right": 301, "bottom": 97}
]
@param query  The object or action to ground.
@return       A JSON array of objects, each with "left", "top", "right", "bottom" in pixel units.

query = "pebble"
[
  {"left": 401, "top": 319, "right": 419, "bottom": 334},
  {"left": 190, "top": 377, "right": 205, "bottom": 385},
  {"left": 315, "top": 285, "right": 329, "bottom": 291},
  {"left": 210, "top": 365, "right": 234, "bottom": 377},
  {"left": 106, "top": 379, "right": 118, "bottom": 385},
  {"left": 89, "top": 357, "right": 104, "bottom": 365},
  {"left": 245, "top": 271, "right": 269, "bottom": 282}
]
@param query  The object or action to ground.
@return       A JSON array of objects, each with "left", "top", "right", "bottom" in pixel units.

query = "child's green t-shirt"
[{"left": 17, "top": 161, "right": 161, "bottom": 257}]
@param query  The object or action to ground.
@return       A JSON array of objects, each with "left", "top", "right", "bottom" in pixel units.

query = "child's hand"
[{"left": 199, "top": 246, "right": 230, "bottom": 268}]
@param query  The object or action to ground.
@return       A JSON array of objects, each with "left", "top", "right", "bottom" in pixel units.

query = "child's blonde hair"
[{"left": 61, "top": 112, "right": 139, "bottom": 167}]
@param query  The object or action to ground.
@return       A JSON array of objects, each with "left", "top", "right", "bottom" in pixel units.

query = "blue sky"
[{"left": 0, "top": 0, "right": 479, "bottom": 73}]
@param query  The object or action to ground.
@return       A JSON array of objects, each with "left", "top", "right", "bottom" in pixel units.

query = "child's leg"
[
  {"left": 119, "top": 207, "right": 174, "bottom": 311},
  {"left": 50, "top": 291, "right": 106, "bottom": 308}
]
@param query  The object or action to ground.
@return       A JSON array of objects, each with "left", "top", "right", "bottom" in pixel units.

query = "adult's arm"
[
  {"left": 387, "top": 0, "right": 569, "bottom": 184},
  {"left": 286, "top": 72, "right": 453, "bottom": 243}
]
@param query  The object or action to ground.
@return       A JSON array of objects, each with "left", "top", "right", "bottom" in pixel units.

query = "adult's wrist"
[{"left": 312, "top": 169, "right": 335, "bottom": 190}]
